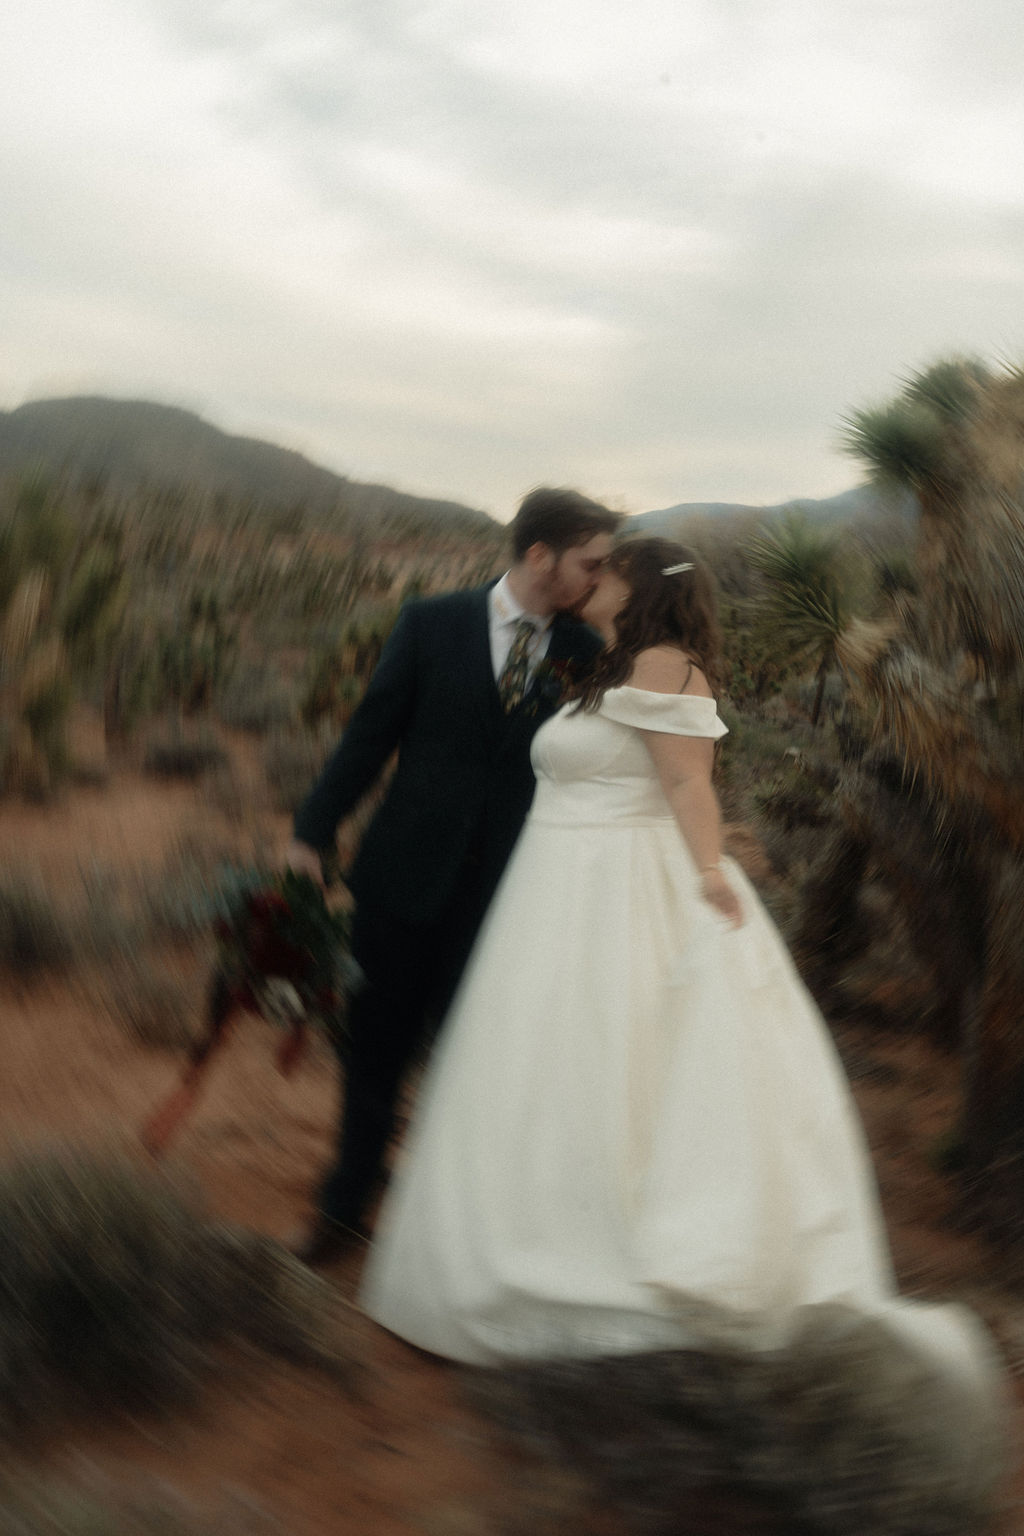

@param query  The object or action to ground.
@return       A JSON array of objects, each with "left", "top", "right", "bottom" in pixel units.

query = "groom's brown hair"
[{"left": 511, "top": 487, "right": 621, "bottom": 560}]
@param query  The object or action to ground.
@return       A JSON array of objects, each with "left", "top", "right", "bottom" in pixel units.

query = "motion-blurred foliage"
[{"left": 0, "top": 1146, "right": 355, "bottom": 1439}]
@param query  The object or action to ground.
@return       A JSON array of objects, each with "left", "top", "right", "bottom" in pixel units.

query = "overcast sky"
[{"left": 3, "top": 1, "right": 1023, "bottom": 519}]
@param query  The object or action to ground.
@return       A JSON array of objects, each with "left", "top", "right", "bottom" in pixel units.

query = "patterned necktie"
[{"left": 498, "top": 618, "right": 536, "bottom": 713}]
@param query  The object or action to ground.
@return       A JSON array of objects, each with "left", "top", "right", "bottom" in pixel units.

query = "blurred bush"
[
  {"left": 142, "top": 727, "right": 227, "bottom": 780},
  {"left": 216, "top": 664, "right": 296, "bottom": 734},
  {"left": 464, "top": 1303, "right": 1006, "bottom": 1536},
  {"left": 0, "top": 1476, "right": 278, "bottom": 1535},
  {"left": 0, "top": 1146, "right": 356, "bottom": 1439},
  {"left": 0, "top": 873, "right": 74, "bottom": 977}
]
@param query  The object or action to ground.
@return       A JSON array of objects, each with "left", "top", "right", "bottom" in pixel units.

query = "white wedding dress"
[{"left": 360, "top": 687, "right": 999, "bottom": 1403}]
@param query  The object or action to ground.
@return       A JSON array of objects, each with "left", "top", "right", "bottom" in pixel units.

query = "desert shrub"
[
  {"left": 20, "top": 674, "right": 74, "bottom": 782},
  {"left": 216, "top": 665, "right": 296, "bottom": 733},
  {"left": 69, "top": 760, "right": 110, "bottom": 789},
  {"left": 716, "top": 706, "right": 820, "bottom": 821},
  {"left": 102, "top": 634, "right": 166, "bottom": 741},
  {"left": 827, "top": 884, "right": 946, "bottom": 1033},
  {"left": 0, "top": 874, "right": 73, "bottom": 976},
  {"left": 152, "top": 592, "right": 238, "bottom": 716},
  {"left": 0, "top": 1146, "right": 355, "bottom": 1439},
  {"left": 263, "top": 729, "right": 329, "bottom": 815},
  {"left": 0, "top": 1475, "right": 278, "bottom": 1535},
  {"left": 143, "top": 729, "right": 227, "bottom": 779},
  {"left": 751, "top": 760, "right": 838, "bottom": 834},
  {"left": 299, "top": 656, "right": 366, "bottom": 730},
  {"left": 464, "top": 1304, "right": 1006, "bottom": 1536}
]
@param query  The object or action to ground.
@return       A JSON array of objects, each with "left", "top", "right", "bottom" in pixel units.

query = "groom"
[{"left": 287, "top": 487, "right": 621, "bottom": 1263}]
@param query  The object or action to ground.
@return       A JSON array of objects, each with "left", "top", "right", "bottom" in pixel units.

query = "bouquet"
[
  {"left": 211, "top": 867, "right": 360, "bottom": 1041},
  {"left": 142, "top": 868, "right": 361, "bottom": 1157}
]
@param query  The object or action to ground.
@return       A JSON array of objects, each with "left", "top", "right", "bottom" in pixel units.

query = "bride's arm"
[{"left": 630, "top": 648, "right": 743, "bottom": 927}]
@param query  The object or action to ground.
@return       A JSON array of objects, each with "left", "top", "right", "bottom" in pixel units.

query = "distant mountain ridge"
[
  {"left": 0, "top": 396, "right": 496, "bottom": 531},
  {"left": 0, "top": 395, "right": 914, "bottom": 538},
  {"left": 634, "top": 484, "right": 915, "bottom": 532}
]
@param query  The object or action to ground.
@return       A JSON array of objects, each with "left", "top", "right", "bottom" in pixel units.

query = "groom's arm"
[{"left": 292, "top": 604, "right": 420, "bottom": 853}]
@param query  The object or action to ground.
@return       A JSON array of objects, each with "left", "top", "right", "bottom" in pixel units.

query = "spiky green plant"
[
  {"left": 748, "top": 514, "right": 857, "bottom": 725},
  {"left": 800, "top": 357, "right": 1024, "bottom": 1243},
  {"left": 843, "top": 399, "right": 950, "bottom": 490}
]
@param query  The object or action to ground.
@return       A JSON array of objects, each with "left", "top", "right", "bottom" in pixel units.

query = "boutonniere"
[{"left": 526, "top": 656, "right": 578, "bottom": 714}]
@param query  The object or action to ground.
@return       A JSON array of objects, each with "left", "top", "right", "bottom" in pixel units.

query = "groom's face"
[{"left": 540, "top": 533, "right": 614, "bottom": 614}]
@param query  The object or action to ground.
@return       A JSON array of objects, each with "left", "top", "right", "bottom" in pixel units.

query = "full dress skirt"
[{"left": 360, "top": 689, "right": 1000, "bottom": 1408}]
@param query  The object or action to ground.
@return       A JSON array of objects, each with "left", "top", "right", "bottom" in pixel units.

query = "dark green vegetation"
[
  {"left": 0, "top": 1146, "right": 352, "bottom": 1440},
  {"left": 0, "top": 1147, "right": 354, "bottom": 1531}
]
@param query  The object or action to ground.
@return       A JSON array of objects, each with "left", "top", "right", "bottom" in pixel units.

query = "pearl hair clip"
[{"left": 661, "top": 562, "right": 694, "bottom": 576}]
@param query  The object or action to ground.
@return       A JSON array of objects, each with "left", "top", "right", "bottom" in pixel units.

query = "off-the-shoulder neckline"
[{"left": 603, "top": 684, "right": 718, "bottom": 704}]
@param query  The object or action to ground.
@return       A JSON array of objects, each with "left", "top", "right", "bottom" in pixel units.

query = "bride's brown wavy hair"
[{"left": 574, "top": 537, "right": 723, "bottom": 711}]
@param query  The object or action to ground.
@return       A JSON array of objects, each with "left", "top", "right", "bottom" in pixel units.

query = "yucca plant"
[
  {"left": 748, "top": 514, "right": 857, "bottom": 725},
  {"left": 796, "top": 357, "right": 1024, "bottom": 1246}
]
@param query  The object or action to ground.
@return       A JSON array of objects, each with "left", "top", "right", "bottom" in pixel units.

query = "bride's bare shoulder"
[{"left": 627, "top": 646, "right": 712, "bottom": 698}]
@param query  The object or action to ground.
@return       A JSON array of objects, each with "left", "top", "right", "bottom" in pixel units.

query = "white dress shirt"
[{"left": 488, "top": 572, "right": 553, "bottom": 684}]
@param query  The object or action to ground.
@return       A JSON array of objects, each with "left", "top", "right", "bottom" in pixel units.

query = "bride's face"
[{"left": 580, "top": 566, "right": 631, "bottom": 641}]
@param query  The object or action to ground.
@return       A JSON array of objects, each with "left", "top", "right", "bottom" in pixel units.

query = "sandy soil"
[{"left": 1, "top": 740, "right": 1023, "bottom": 1533}]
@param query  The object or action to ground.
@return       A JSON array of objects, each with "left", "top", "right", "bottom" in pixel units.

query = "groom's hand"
[
  {"left": 284, "top": 838, "right": 328, "bottom": 887},
  {"left": 284, "top": 839, "right": 356, "bottom": 911}
]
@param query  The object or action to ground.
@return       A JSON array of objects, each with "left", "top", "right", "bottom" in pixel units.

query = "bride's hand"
[{"left": 700, "top": 867, "right": 743, "bottom": 927}]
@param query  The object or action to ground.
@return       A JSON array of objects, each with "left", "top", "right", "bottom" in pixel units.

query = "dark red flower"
[{"left": 248, "top": 891, "right": 291, "bottom": 919}]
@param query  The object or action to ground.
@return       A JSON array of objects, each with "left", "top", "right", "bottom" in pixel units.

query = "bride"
[{"left": 359, "top": 537, "right": 1001, "bottom": 1409}]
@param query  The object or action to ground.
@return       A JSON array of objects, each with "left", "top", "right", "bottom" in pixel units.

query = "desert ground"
[{"left": 2, "top": 720, "right": 1024, "bottom": 1534}]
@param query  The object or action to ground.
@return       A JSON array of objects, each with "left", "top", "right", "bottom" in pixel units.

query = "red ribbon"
[{"left": 141, "top": 969, "right": 308, "bottom": 1158}]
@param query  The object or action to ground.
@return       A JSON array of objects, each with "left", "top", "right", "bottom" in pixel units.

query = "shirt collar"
[{"left": 490, "top": 572, "right": 553, "bottom": 634}]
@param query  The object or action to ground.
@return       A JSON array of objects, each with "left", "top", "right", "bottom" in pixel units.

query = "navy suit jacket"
[{"left": 293, "top": 584, "right": 603, "bottom": 925}]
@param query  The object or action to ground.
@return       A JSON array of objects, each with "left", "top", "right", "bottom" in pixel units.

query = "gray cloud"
[{"left": 3, "top": 0, "right": 1024, "bottom": 515}]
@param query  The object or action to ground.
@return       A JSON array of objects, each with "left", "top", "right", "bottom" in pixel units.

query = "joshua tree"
[
  {"left": 748, "top": 513, "right": 855, "bottom": 725},
  {"left": 796, "top": 358, "right": 1024, "bottom": 1249}
]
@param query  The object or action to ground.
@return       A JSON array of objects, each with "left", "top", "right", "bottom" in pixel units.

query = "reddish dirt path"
[{"left": 2, "top": 749, "right": 1024, "bottom": 1532}]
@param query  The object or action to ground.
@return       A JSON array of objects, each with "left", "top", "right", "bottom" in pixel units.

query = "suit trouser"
[{"left": 316, "top": 883, "right": 489, "bottom": 1229}]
